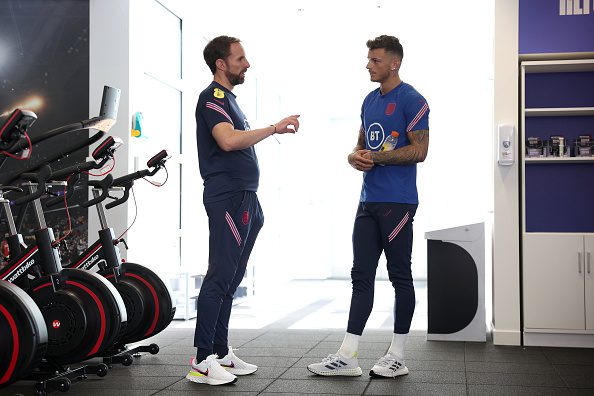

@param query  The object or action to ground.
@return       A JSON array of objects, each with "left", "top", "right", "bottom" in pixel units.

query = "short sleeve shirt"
[
  {"left": 196, "top": 82, "right": 259, "bottom": 203},
  {"left": 360, "top": 82, "right": 429, "bottom": 204}
]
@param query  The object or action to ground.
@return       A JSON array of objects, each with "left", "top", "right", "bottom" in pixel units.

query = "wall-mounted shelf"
[
  {"left": 525, "top": 107, "right": 594, "bottom": 117},
  {"left": 525, "top": 157, "right": 594, "bottom": 163},
  {"left": 523, "top": 59, "right": 594, "bottom": 73}
]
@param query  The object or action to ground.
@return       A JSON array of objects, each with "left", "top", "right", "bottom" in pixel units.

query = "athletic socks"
[
  {"left": 338, "top": 332, "right": 360, "bottom": 358},
  {"left": 388, "top": 332, "right": 408, "bottom": 359}
]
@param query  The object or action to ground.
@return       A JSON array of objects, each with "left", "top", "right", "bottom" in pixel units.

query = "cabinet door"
[
  {"left": 523, "top": 234, "right": 585, "bottom": 330},
  {"left": 586, "top": 235, "right": 594, "bottom": 330}
]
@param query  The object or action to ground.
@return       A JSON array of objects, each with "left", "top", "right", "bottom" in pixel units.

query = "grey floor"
[
  {"left": 4, "top": 327, "right": 594, "bottom": 395},
  {"left": 3, "top": 280, "right": 594, "bottom": 395}
]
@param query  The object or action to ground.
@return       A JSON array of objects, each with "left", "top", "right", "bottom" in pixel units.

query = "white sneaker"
[
  {"left": 186, "top": 354, "right": 237, "bottom": 385},
  {"left": 216, "top": 346, "right": 258, "bottom": 375},
  {"left": 307, "top": 353, "right": 362, "bottom": 376},
  {"left": 369, "top": 353, "right": 409, "bottom": 378}
]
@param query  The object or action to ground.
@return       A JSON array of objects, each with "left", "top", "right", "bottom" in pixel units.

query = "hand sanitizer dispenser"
[{"left": 497, "top": 124, "right": 514, "bottom": 166}]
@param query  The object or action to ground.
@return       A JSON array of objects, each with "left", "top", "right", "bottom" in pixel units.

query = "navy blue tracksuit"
[
  {"left": 194, "top": 81, "right": 263, "bottom": 359},
  {"left": 194, "top": 191, "right": 263, "bottom": 353},
  {"left": 347, "top": 202, "right": 417, "bottom": 335}
]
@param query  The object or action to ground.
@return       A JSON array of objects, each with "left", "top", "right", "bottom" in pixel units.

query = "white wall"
[
  {"left": 89, "top": 0, "right": 131, "bottom": 257},
  {"left": 185, "top": 0, "right": 495, "bottom": 283},
  {"left": 90, "top": 1, "right": 505, "bottom": 329},
  {"left": 124, "top": 0, "right": 183, "bottom": 277},
  {"left": 90, "top": 0, "right": 187, "bottom": 282},
  {"left": 492, "top": 0, "right": 521, "bottom": 346}
]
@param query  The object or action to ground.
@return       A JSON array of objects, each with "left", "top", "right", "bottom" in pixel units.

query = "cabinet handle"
[
  {"left": 588, "top": 252, "right": 591, "bottom": 274},
  {"left": 578, "top": 252, "right": 582, "bottom": 274}
]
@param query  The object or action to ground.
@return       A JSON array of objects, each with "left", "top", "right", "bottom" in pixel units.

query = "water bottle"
[{"left": 381, "top": 131, "right": 399, "bottom": 151}]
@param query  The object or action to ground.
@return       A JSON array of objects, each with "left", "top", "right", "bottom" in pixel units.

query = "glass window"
[{"left": 142, "top": 0, "right": 181, "bottom": 80}]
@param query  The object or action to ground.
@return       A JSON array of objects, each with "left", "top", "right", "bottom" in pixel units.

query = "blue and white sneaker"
[
  {"left": 369, "top": 353, "right": 409, "bottom": 378},
  {"left": 307, "top": 353, "right": 362, "bottom": 376}
]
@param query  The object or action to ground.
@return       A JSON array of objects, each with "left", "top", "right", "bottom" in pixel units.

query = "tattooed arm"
[
  {"left": 370, "top": 129, "right": 429, "bottom": 165},
  {"left": 348, "top": 126, "right": 374, "bottom": 171}
]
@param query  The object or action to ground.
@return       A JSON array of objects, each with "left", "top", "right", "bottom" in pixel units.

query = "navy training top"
[{"left": 195, "top": 81, "right": 259, "bottom": 203}]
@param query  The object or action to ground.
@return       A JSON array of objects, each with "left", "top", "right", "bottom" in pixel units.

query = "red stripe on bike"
[
  {"left": 65, "top": 280, "right": 106, "bottom": 357},
  {"left": 1, "top": 247, "right": 38, "bottom": 281},
  {"left": 32, "top": 282, "right": 52, "bottom": 292},
  {"left": 126, "top": 272, "right": 160, "bottom": 336},
  {"left": 74, "top": 244, "right": 102, "bottom": 268},
  {"left": 0, "top": 109, "right": 21, "bottom": 138},
  {"left": 0, "top": 302, "right": 19, "bottom": 385}
]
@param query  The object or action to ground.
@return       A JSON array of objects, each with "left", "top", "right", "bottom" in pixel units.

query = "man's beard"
[
  {"left": 226, "top": 70, "right": 245, "bottom": 86},
  {"left": 370, "top": 70, "right": 388, "bottom": 83}
]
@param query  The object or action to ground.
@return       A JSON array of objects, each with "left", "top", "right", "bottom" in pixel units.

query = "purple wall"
[
  {"left": 521, "top": 3, "right": 594, "bottom": 232},
  {"left": 525, "top": 163, "right": 594, "bottom": 232},
  {"left": 520, "top": 0, "right": 594, "bottom": 54}
]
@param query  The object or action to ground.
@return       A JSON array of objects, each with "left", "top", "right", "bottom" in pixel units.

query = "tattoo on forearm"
[
  {"left": 415, "top": 130, "right": 428, "bottom": 143},
  {"left": 372, "top": 129, "right": 429, "bottom": 165},
  {"left": 356, "top": 127, "right": 366, "bottom": 150}
]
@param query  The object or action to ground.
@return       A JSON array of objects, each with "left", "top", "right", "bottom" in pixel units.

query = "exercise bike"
[
  {"left": 49, "top": 149, "right": 176, "bottom": 364},
  {"left": 0, "top": 87, "right": 126, "bottom": 394},
  {"left": 0, "top": 109, "right": 48, "bottom": 389}
]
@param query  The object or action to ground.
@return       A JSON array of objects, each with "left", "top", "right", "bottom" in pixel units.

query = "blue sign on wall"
[{"left": 520, "top": 0, "right": 594, "bottom": 54}]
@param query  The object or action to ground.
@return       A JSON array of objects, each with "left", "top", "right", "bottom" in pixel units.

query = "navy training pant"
[
  {"left": 194, "top": 191, "right": 264, "bottom": 354},
  {"left": 347, "top": 202, "right": 418, "bottom": 335}
]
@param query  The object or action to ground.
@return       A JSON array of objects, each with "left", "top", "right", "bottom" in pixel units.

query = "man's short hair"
[
  {"left": 366, "top": 35, "right": 403, "bottom": 60},
  {"left": 203, "top": 35, "right": 241, "bottom": 75}
]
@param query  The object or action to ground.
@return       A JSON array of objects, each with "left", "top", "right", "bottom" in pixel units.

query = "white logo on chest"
[{"left": 366, "top": 122, "right": 385, "bottom": 150}]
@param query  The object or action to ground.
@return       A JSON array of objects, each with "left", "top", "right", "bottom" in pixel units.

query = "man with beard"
[
  {"left": 187, "top": 36, "right": 299, "bottom": 386},
  {"left": 308, "top": 35, "right": 429, "bottom": 379}
]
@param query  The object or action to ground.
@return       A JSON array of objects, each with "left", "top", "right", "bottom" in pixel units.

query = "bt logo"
[{"left": 366, "top": 122, "right": 385, "bottom": 150}]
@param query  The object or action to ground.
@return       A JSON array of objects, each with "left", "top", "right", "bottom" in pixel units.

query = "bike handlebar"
[
  {"left": 81, "top": 174, "right": 114, "bottom": 208},
  {"left": 103, "top": 150, "right": 169, "bottom": 210},
  {"left": 0, "top": 131, "right": 105, "bottom": 186},
  {"left": 105, "top": 180, "right": 131, "bottom": 210},
  {"left": 111, "top": 169, "right": 150, "bottom": 187},
  {"left": 0, "top": 85, "right": 120, "bottom": 185},
  {"left": 0, "top": 185, "right": 23, "bottom": 193},
  {"left": 11, "top": 165, "right": 52, "bottom": 205},
  {"left": 44, "top": 174, "right": 80, "bottom": 207},
  {"left": 111, "top": 150, "right": 169, "bottom": 187}
]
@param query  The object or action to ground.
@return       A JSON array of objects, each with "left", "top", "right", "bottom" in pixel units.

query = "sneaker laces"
[
  {"left": 204, "top": 354, "right": 220, "bottom": 365},
  {"left": 376, "top": 354, "right": 399, "bottom": 368},
  {"left": 322, "top": 353, "right": 342, "bottom": 363}
]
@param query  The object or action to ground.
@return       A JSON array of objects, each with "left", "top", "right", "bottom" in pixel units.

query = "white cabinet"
[
  {"left": 520, "top": 59, "right": 594, "bottom": 347},
  {"left": 523, "top": 234, "right": 593, "bottom": 331},
  {"left": 168, "top": 269, "right": 254, "bottom": 321},
  {"left": 586, "top": 235, "right": 594, "bottom": 330},
  {"left": 169, "top": 272, "right": 198, "bottom": 320}
]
